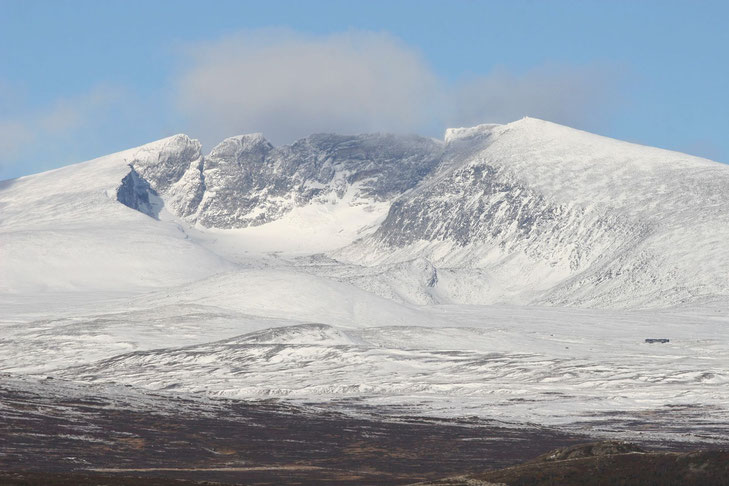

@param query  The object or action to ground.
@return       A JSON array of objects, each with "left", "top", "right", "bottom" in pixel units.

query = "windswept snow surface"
[
  {"left": 0, "top": 136, "right": 233, "bottom": 294},
  {"left": 2, "top": 118, "right": 729, "bottom": 443}
]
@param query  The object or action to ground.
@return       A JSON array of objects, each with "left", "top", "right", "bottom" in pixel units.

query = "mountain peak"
[
  {"left": 134, "top": 133, "right": 201, "bottom": 154},
  {"left": 444, "top": 123, "right": 502, "bottom": 143},
  {"left": 209, "top": 133, "right": 272, "bottom": 158},
  {"left": 443, "top": 117, "right": 572, "bottom": 144}
]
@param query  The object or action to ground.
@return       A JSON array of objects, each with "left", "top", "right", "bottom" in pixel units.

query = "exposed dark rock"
[
  {"left": 535, "top": 440, "right": 645, "bottom": 462},
  {"left": 116, "top": 167, "right": 161, "bottom": 219}
]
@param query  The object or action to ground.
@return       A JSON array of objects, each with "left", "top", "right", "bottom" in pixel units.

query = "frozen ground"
[{"left": 2, "top": 289, "right": 728, "bottom": 443}]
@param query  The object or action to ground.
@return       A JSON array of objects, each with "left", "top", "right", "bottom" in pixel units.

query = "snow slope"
[{"left": 0, "top": 136, "right": 232, "bottom": 294}]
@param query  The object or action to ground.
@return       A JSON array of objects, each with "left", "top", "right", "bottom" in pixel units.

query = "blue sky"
[{"left": 1, "top": 0, "right": 728, "bottom": 179}]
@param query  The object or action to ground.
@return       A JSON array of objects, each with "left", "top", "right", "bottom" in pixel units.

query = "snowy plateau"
[{"left": 2, "top": 117, "right": 729, "bottom": 444}]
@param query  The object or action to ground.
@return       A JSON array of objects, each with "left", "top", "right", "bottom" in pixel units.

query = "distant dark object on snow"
[{"left": 645, "top": 338, "right": 670, "bottom": 344}]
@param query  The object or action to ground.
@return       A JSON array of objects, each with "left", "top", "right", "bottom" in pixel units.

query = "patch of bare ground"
[
  {"left": 1, "top": 377, "right": 725, "bottom": 485},
  {"left": 412, "top": 441, "right": 729, "bottom": 486},
  {"left": 0, "top": 471, "right": 222, "bottom": 486}
]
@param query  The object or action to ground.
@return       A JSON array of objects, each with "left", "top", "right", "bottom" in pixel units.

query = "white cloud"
[
  {"left": 447, "top": 64, "right": 623, "bottom": 131},
  {"left": 39, "top": 85, "right": 123, "bottom": 135},
  {"left": 175, "top": 30, "right": 623, "bottom": 146},
  {"left": 175, "top": 29, "right": 442, "bottom": 146}
]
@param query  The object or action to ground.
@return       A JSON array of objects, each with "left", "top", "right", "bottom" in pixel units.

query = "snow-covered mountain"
[
  {"left": 338, "top": 118, "right": 729, "bottom": 308},
  {"left": 6, "top": 116, "right": 726, "bottom": 307},
  {"left": 3, "top": 117, "right": 729, "bottom": 442}
]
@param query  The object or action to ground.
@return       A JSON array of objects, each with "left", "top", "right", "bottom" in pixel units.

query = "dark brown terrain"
[
  {"left": 1, "top": 375, "right": 726, "bottom": 485},
  {"left": 414, "top": 441, "right": 729, "bottom": 486},
  {"left": 0, "top": 375, "right": 582, "bottom": 485}
]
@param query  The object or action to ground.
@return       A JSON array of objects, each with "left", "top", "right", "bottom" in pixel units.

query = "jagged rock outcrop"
[
  {"left": 126, "top": 132, "right": 442, "bottom": 229},
  {"left": 116, "top": 167, "right": 161, "bottom": 219}
]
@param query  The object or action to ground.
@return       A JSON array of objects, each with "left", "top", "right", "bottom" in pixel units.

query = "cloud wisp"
[
  {"left": 0, "top": 85, "right": 125, "bottom": 173},
  {"left": 448, "top": 64, "right": 624, "bottom": 131},
  {"left": 175, "top": 30, "right": 441, "bottom": 146},
  {"left": 0, "top": 120, "right": 34, "bottom": 161},
  {"left": 174, "top": 29, "right": 623, "bottom": 147}
]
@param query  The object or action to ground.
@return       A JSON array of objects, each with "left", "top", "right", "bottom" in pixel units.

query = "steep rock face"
[
  {"left": 126, "top": 134, "right": 206, "bottom": 219},
  {"left": 127, "top": 132, "right": 443, "bottom": 229},
  {"left": 370, "top": 162, "right": 642, "bottom": 267},
  {"left": 116, "top": 167, "right": 161, "bottom": 219},
  {"left": 191, "top": 133, "right": 275, "bottom": 227},
  {"left": 130, "top": 134, "right": 203, "bottom": 194},
  {"left": 192, "top": 133, "right": 443, "bottom": 228}
]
